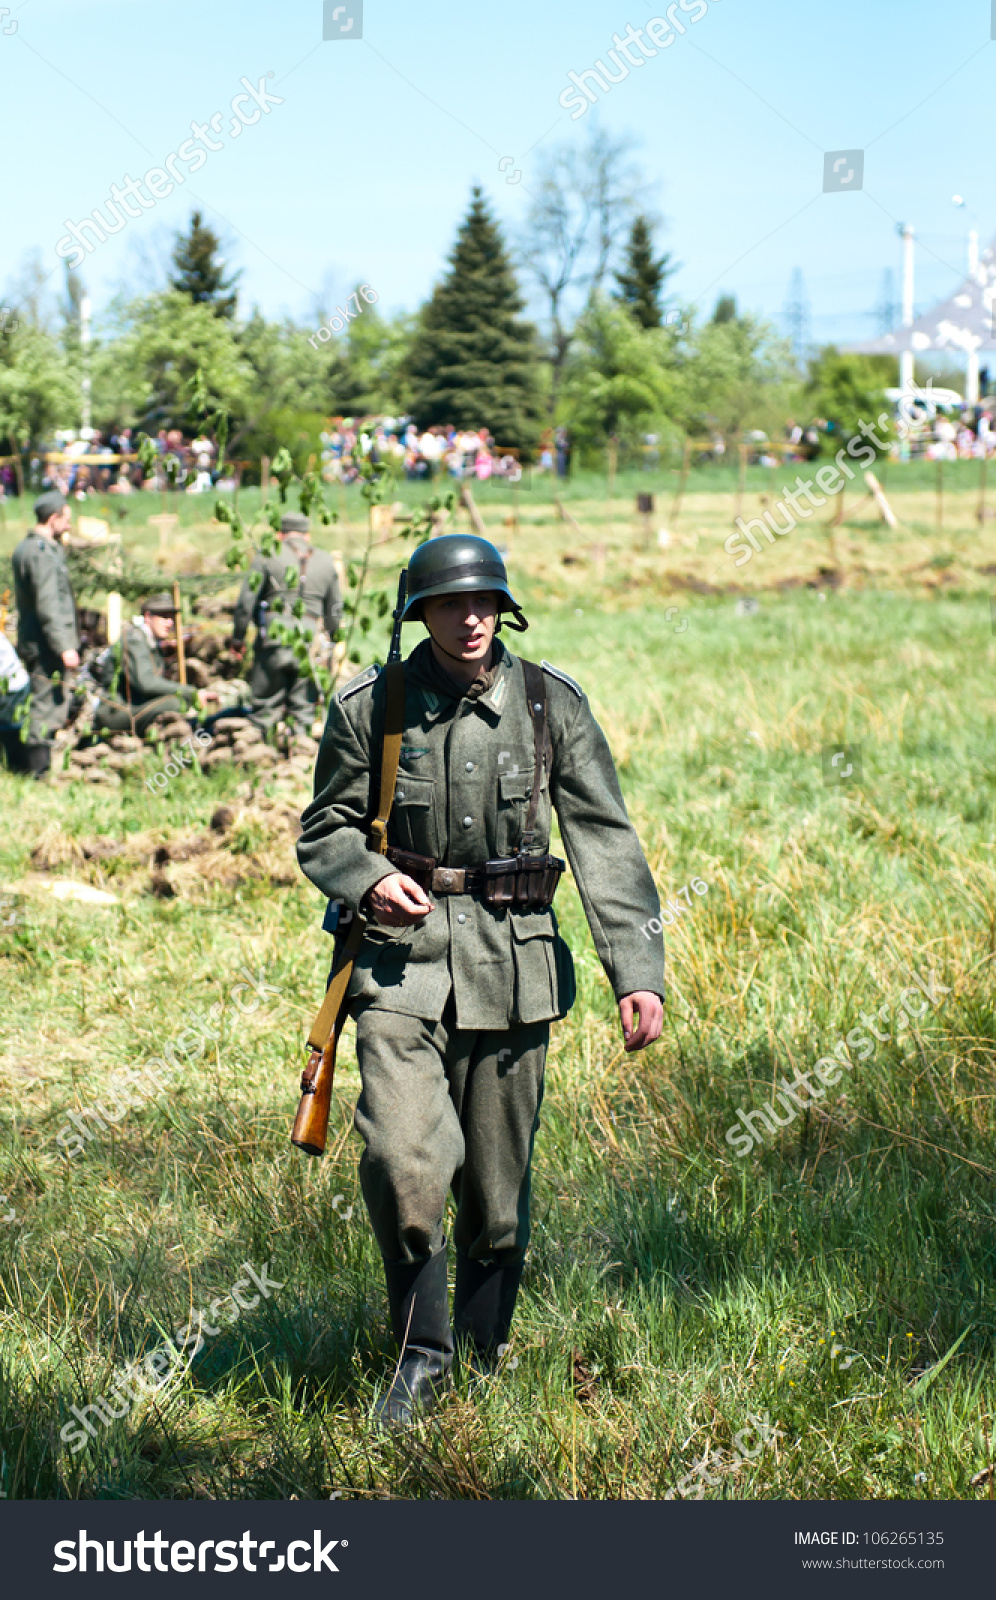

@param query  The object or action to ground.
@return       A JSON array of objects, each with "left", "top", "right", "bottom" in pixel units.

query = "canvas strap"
[{"left": 520, "top": 658, "right": 549, "bottom": 849}]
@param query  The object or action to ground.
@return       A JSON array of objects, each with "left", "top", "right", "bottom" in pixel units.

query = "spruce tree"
[
  {"left": 406, "top": 188, "right": 543, "bottom": 451},
  {"left": 170, "top": 212, "right": 240, "bottom": 318},
  {"left": 712, "top": 294, "right": 738, "bottom": 325},
  {"left": 614, "top": 215, "right": 672, "bottom": 330}
]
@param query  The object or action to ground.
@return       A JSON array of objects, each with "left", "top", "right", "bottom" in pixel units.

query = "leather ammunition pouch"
[{"left": 385, "top": 845, "right": 565, "bottom": 907}]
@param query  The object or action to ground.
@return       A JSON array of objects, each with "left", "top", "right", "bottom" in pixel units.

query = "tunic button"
[
  {"left": 462, "top": 815, "right": 473, "bottom": 827},
  {"left": 457, "top": 913, "right": 467, "bottom": 924},
  {"left": 465, "top": 761, "right": 474, "bottom": 771}
]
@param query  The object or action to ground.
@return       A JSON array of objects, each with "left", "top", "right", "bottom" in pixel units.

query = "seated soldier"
[{"left": 93, "top": 592, "right": 216, "bottom": 736}]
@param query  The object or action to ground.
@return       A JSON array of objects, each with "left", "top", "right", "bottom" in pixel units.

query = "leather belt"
[{"left": 386, "top": 845, "right": 565, "bottom": 907}]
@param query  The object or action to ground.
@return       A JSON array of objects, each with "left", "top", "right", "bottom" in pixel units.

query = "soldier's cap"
[
  {"left": 33, "top": 490, "right": 68, "bottom": 524},
  {"left": 279, "top": 512, "right": 310, "bottom": 534},
  {"left": 141, "top": 592, "right": 179, "bottom": 617},
  {"left": 400, "top": 534, "right": 527, "bottom": 631}
]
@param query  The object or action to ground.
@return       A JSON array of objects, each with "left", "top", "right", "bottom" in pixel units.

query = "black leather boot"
[
  {"left": 24, "top": 742, "right": 51, "bottom": 780},
  {"left": 453, "top": 1248, "right": 524, "bottom": 1374},
  {"left": 375, "top": 1246, "right": 453, "bottom": 1429}
]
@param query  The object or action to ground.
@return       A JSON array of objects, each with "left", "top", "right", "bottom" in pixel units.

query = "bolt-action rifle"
[{"left": 292, "top": 569, "right": 408, "bottom": 1156}]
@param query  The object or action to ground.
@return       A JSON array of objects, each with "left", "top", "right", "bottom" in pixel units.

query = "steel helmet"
[{"left": 400, "top": 534, "right": 528, "bottom": 631}]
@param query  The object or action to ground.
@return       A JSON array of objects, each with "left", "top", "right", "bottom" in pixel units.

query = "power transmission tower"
[
  {"left": 782, "top": 267, "right": 811, "bottom": 369},
  {"left": 873, "top": 268, "right": 900, "bottom": 335}
]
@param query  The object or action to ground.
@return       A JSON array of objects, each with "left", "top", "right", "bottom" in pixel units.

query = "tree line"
[{"left": 0, "top": 130, "right": 894, "bottom": 470}]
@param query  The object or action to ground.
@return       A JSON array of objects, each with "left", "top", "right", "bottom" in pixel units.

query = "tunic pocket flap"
[
  {"left": 499, "top": 771, "right": 532, "bottom": 801},
  {"left": 509, "top": 909, "right": 556, "bottom": 941},
  {"left": 393, "top": 774, "right": 434, "bottom": 807}
]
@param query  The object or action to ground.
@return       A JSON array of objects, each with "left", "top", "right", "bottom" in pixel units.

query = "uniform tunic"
[
  {"left": 233, "top": 538, "right": 342, "bottom": 733},
  {"left": 94, "top": 620, "right": 196, "bottom": 735},
  {"left": 297, "top": 637, "right": 664, "bottom": 1263},
  {"left": 11, "top": 532, "right": 80, "bottom": 746}
]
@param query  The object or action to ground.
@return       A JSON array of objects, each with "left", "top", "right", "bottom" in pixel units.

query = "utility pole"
[
  {"left": 80, "top": 295, "right": 93, "bottom": 441},
  {"left": 953, "top": 198, "right": 981, "bottom": 404},
  {"left": 898, "top": 224, "right": 915, "bottom": 456}
]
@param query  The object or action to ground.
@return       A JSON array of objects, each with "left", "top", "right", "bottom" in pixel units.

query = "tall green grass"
[{"left": 0, "top": 588, "right": 993, "bottom": 1499}]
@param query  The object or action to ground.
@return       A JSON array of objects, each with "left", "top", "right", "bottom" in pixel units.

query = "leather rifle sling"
[
  {"left": 305, "top": 660, "right": 406, "bottom": 1054},
  {"left": 519, "top": 659, "right": 549, "bottom": 848}
]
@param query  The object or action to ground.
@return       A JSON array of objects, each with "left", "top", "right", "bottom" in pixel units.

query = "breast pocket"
[
  {"left": 496, "top": 770, "right": 531, "bottom": 856},
  {"left": 391, "top": 771, "right": 439, "bottom": 857}
]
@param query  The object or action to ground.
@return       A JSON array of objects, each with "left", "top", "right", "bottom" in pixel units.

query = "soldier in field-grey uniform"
[
  {"left": 297, "top": 536, "right": 665, "bottom": 1427},
  {"left": 231, "top": 512, "right": 342, "bottom": 736},
  {"left": 11, "top": 491, "right": 79, "bottom": 778}
]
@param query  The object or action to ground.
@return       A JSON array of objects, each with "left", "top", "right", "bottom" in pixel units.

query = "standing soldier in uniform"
[
  {"left": 93, "top": 593, "right": 217, "bottom": 736},
  {"left": 11, "top": 491, "right": 79, "bottom": 779},
  {"left": 296, "top": 535, "right": 664, "bottom": 1426},
  {"left": 231, "top": 512, "right": 342, "bottom": 737}
]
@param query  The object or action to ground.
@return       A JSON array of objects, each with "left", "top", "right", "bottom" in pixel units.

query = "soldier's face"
[
  {"left": 422, "top": 590, "right": 498, "bottom": 662},
  {"left": 47, "top": 508, "right": 72, "bottom": 538},
  {"left": 146, "top": 613, "right": 175, "bottom": 641}
]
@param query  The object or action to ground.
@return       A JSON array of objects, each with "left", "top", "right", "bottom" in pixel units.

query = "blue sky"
[{"left": 1, "top": 0, "right": 993, "bottom": 351}]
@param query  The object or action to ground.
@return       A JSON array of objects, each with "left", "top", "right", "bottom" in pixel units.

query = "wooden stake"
[
  {"left": 459, "top": 483, "right": 489, "bottom": 538},
  {"left": 670, "top": 437, "right": 691, "bottom": 525},
  {"left": 606, "top": 439, "right": 618, "bottom": 496},
  {"left": 261, "top": 454, "right": 270, "bottom": 508},
  {"left": 555, "top": 497, "right": 583, "bottom": 537},
  {"left": 172, "top": 579, "right": 186, "bottom": 686},
  {"left": 734, "top": 440, "right": 746, "bottom": 525},
  {"left": 864, "top": 470, "right": 898, "bottom": 529}
]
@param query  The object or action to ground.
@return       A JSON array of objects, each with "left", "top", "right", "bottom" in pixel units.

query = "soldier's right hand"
[
  {"left": 62, "top": 649, "right": 80, "bottom": 669},
  {"left": 365, "top": 872, "right": 434, "bottom": 927}
]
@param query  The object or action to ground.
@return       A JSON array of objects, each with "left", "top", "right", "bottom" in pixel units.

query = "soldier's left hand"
[{"left": 619, "top": 991, "right": 664, "bottom": 1052}]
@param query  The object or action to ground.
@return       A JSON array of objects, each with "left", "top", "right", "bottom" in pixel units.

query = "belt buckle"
[{"left": 434, "top": 866, "right": 466, "bottom": 894}]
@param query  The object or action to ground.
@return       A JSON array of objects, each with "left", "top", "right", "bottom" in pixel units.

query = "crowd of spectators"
[
  {"left": 320, "top": 419, "right": 538, "bottom": 483},
  {"left": 20, "top": 427, "right": 234, "bottom": 502},
  {"left": 777, "top": 403, "right": 996, "bottom": 464}
]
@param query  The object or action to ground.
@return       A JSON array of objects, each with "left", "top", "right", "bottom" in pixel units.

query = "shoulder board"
[
  {"left": 337, "top": 663, "right": 380, "bottom": 703},
  {"left": 541, "top": 660, "right": 583, "bottom": 698}
]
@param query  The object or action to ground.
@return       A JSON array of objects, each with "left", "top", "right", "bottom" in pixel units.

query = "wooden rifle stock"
[
  {"left": 292, "top": 916, "right": 364, "bottom": 1157},
  {"left": 291, "top": 1039, "right": 337, "bottom": 1157}
]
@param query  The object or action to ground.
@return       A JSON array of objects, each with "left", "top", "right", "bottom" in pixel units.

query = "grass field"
[{"left": 1, "top": 474, "right": 995, "bottom": 1501}]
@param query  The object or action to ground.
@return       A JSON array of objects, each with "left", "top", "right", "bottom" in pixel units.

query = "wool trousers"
[{"left": 352, "top": 994, "right": 548, "bottom": 1266}]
